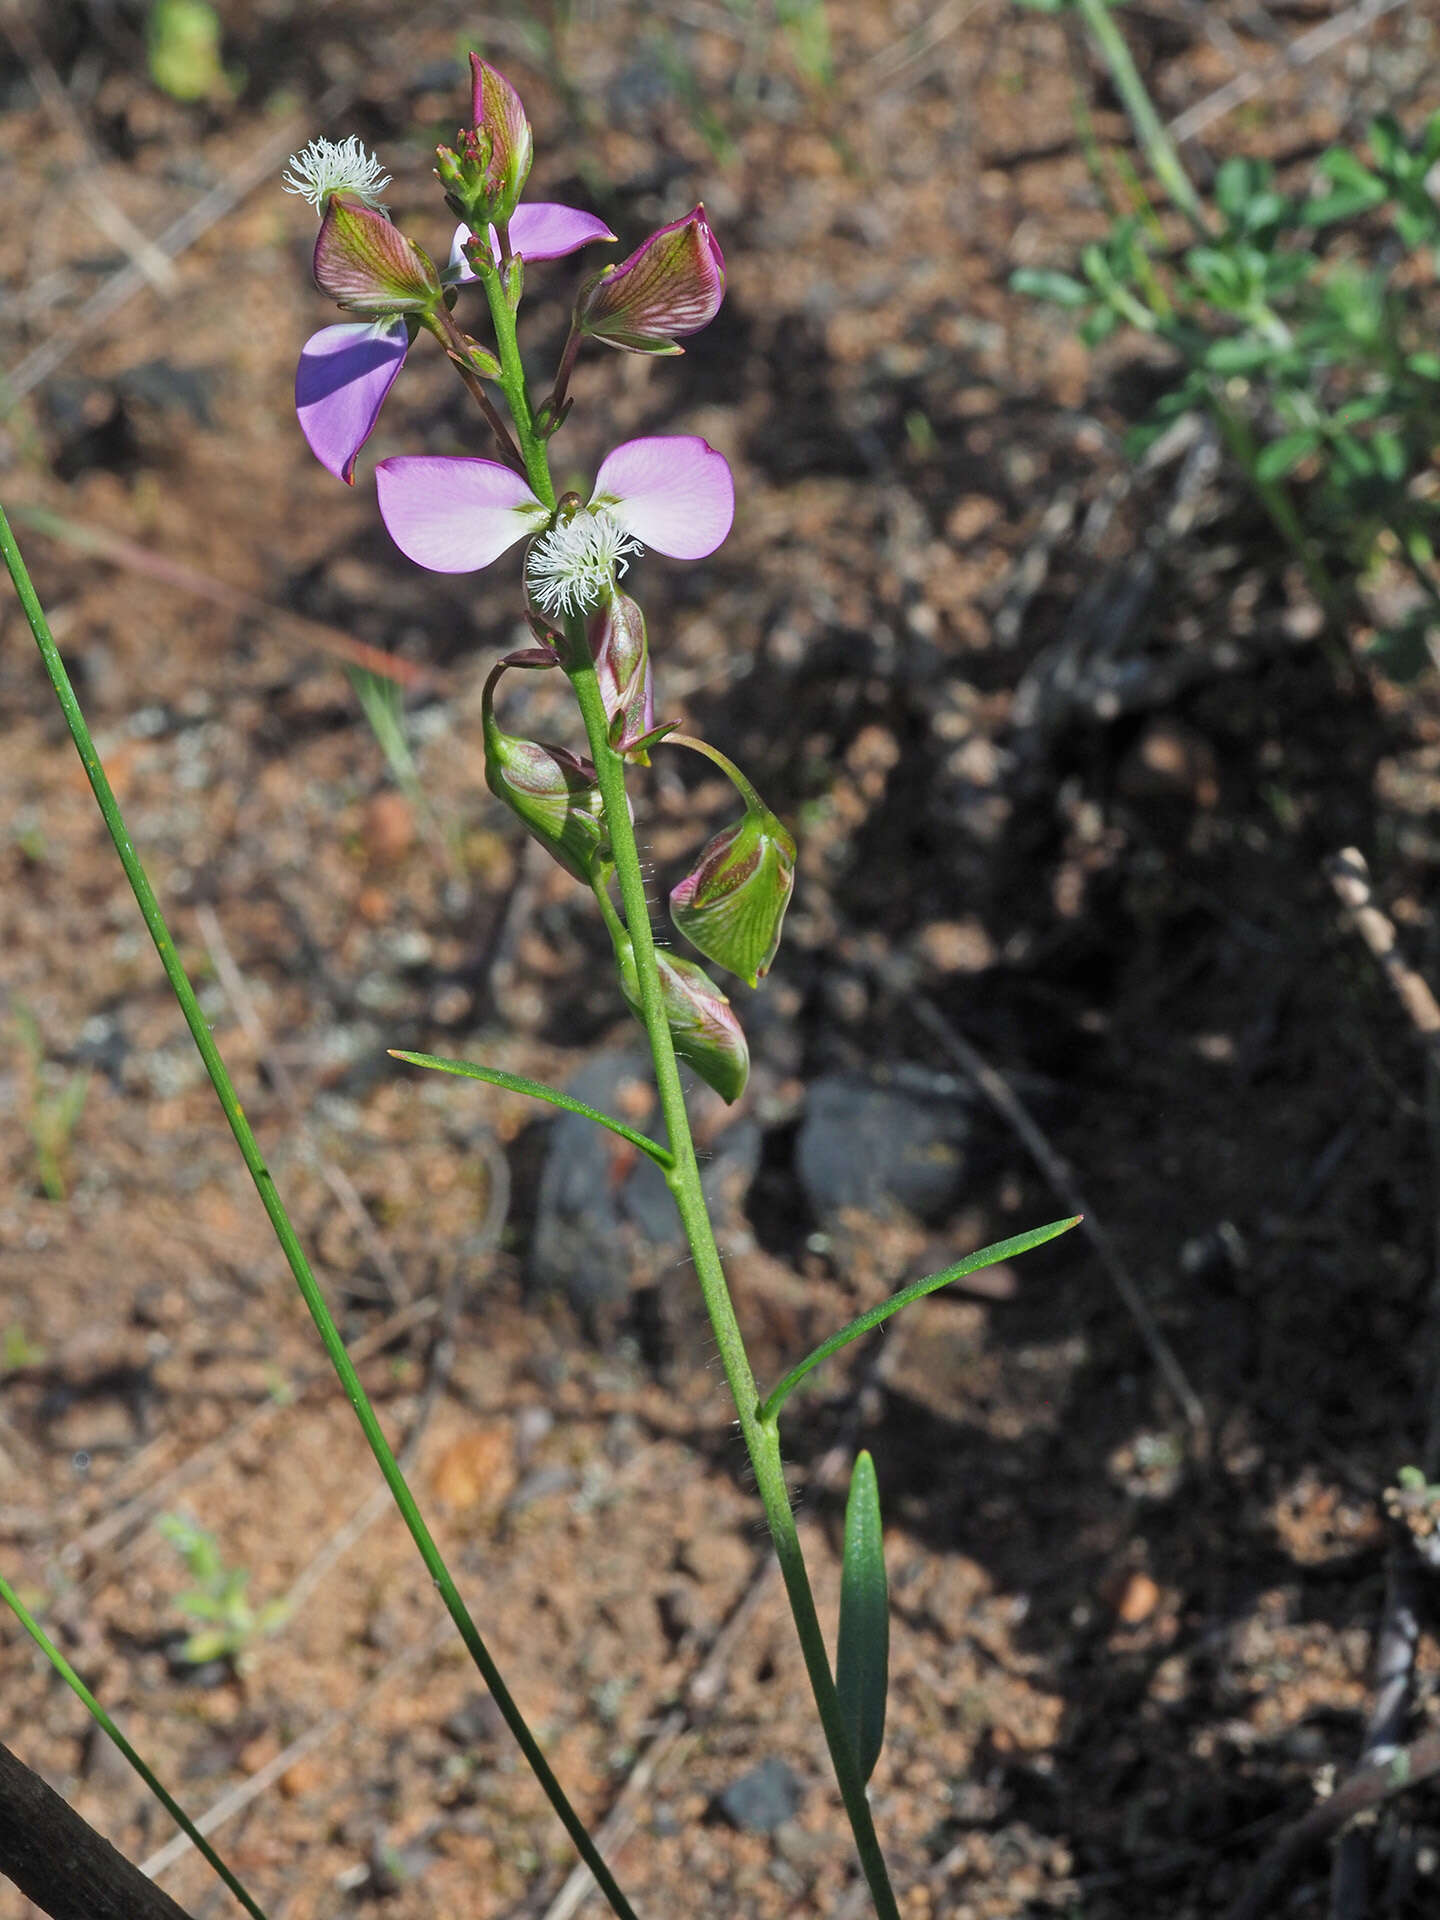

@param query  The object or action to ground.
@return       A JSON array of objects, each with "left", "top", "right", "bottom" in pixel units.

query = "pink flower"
[{"left": 374, "top": 436, "right": 735, "bottom": 610}]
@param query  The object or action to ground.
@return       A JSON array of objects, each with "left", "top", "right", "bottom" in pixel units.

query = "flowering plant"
[{"left": 0, "top": 52, "right": 1075, "bottom": 1920}]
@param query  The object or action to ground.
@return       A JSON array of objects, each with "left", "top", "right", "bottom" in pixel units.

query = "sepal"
[
  {"left": 482, "top": 661, "right": 610, "bottom": 883},
  {"left": 588, "top": 590, "right": 655, "bottom": 761},
  {"left": 576, "top": 206, "right": 725, "bottom": 354},
  {"left": 667, "top": 744, "right": 795, "bottom": 986},
  {"left": 313, "top": 194, "right": 442, "bottom": 316}
]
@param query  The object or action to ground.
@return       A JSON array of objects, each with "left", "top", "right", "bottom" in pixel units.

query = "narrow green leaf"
[
  {"left": 758, "top": 1217, "right": 1081, "bottom": 1423},
  {"left": 836, "top": 1451, "right": 888, "bottom": 1785},
  {"left": 388, "top": 1049, "right": 673, "bottom": 1167},
  {"left": 1254, "top": 430, "right": 1322, "bottom": 483},
  {"left": 0, "top": 1571, "right": 270, "bottom": 1920}
]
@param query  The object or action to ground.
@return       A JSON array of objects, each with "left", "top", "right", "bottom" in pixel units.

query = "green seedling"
[
  {"left": 157, "top": 1513, "right": 289, "bottom": 1669},
  {"left": 12, "top": 1003, "right": 90, "bottom": 1202},
  {"left": 1016, "top": 0, "right": 1440, "bottom": 676}
]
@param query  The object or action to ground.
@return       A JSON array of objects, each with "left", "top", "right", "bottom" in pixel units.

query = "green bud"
[
  {"left": 669, "top": 803, "right": 796, "bottom": 988},
  {"left": 616, "top": 939, "right": 750, "bottom": 1104},
  {"left": 312, "top": 194, "right": 441, "bottom": 317},
  {"left": 482, "top": 661, "right": 610, "bottom": 883}
]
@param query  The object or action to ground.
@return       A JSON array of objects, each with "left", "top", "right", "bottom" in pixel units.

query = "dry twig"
[
  {"left": 4, "top": 83, "right": 352, "bottom": 403},
  {"left": 0, "top": 1738, "right": 194, "bottom": 1920},
  {"left": 1223, "top": 1726, "right": 1440, "bottom": 1920},
  {"left": 8, "top": 504, "right": 450, "bottom": 693},
  {"left": 0, "top": 5, "right": 178, "bottom": 297},
  {"left": 536, "top": 1557, "right": 779, "bottom": 1920},
  {"left": 909, "top": 995, "right": 1208, "bottom": 1444},
  {"left": 1167, "top": 0, "right": 1408, "bottom": 145}
]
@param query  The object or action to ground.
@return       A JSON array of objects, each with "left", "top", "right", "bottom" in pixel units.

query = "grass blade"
[
  {"left": 0, "top": 503, "right": 641, "bottom": 1920},
  {"left": 0, "top": 1571, "right": 269, "bottom": 1920}
]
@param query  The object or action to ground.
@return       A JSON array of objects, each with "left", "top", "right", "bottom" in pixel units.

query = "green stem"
[
  {"left": 0, "top": 504, "right": 640, "bottom": 1920},
  {"left": 1073, "top": 0, "right": 1211, "bottom": 240},
  {"left": 475, "top": 267, "right": 904, "bottom": 1920},
  {"left": 0, "top": 1572, "right": 269, "bottom": 1920},
  {"left": 666, "top": 731, "right": 769, "bottom": 815},
  {"left": 476, "top": 259, "right": 556, "bottom": 509},
  {"left": 568, "top": 649, "right": 902, "bottom": 1920}
]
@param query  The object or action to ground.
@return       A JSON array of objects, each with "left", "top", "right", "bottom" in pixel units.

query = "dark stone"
[
  {"left": 713, "top": 1756, "right": 804, "bottom": 1833},
  {"left": 442, "top": 1693, "right": 504, "bottom": 1747},
  {"left": 796, "top": 1067, "right": 974, "bottom": 1224},
  {"left": 529, "top": 1052, "right": 760, "bottom": 1318}
]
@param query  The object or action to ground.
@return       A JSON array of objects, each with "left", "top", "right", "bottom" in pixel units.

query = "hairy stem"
[{"left": 567, "top": 650, "right": 902, "bottom": 1920}]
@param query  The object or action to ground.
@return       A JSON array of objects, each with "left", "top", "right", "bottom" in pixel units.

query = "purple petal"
[
  {"left": 591, "top": 436, "right": 735, "bottom": 560},
  {"left": 507, "top": 202, "right": 616, "bottom": 261},
  {"left": 295, "top": 320, "right": 409, "bottom": 485},
  {"left": 449, "top": 204, "right": 615, "bottom": 281},
  {"left": 375, "top": 456, "right": 547, "bottom": 573}
]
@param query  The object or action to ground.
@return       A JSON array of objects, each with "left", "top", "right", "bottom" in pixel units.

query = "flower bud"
[
  {"left": 482, "top": 664, "right": 609, "bottom": 883},
  {"left": 436, "top": 56, "right": 533, "bottom": 231},
  {"left": 589, "top": 590, "right": 655, "bottom": 760},
  {"left": 312, "top": 194, "right": 441, "bottom": 316},
  {"left": 575, "top": 206, "right": 725, "bottom": 355},
  {"left": 670, "top": 804, "right": 795, "bottom": 988},
  {"left": 617, "top": 941, "right": 750, "bottom": 1104}
]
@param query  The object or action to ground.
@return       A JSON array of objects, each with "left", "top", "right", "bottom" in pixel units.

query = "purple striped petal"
[
  {"left": 295, "top": 319, "right": 409, "bottom": 485},
  {"left": 375, "top": 456, "right": 547, "bottom": 573},
  {"left": 591, "top": 436, "right": 734, "bottom": 560},
  {"left": 449, "top": 203, "right": 615, "bottom": 281}
]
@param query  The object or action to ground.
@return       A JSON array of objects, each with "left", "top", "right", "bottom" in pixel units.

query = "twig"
[
  {"left": 252, "top": 1149, "right": 506, "bottom": 1664},
  {"left": 195, "top": 901, "right": 414, "bottom": 1306},
  {"left": 536, "top": 1557, "right": 779, "bottom": 1920},
  {"left": 0, "top": 5, "right": 178, "bottom": 297},
  {"left": 1167, "top": 0, "right": 1407, "bottom": 146},
  {"left": 1327, "top": 847, "right": 1440, "bottom": 1461},
  {"left": 909, "top": 995, "right": 1208, "bottom": 1445},
  {"left": 0, "top": 1738, "right": 195, "bottom": 1920},
  {"left": 55, "top": 1296, "right": 438, "bottom": 1567},
  {"left": 1330, "top": 1545, "right": 1422, "bottom": 1918},
  {"left": 8, "top": 503, "right": 450, "bottom": 693},
  {"left": 3, "top": 82, "right": 353, "bottom": 404},
  {"left": 1223, "top": 1727, "right": 1440, "bottom": 1920},
  {"left": 860, "top": 0, "right": 989, "bottom": 98},
  {"left": 1327, "top": 849, "right": 1440, "bottom": 1054}
]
